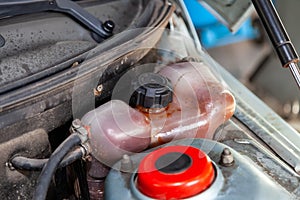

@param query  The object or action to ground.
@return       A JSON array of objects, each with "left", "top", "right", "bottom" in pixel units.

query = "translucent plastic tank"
[
  {"left": 149, "top": 61, "right": 235, "bottom": 145},
  {"left": 81, "top": 61, "right": 235, "bottom": 164},
  {"left": 81, "top": 100, "right": 151, "bottom": 165}
]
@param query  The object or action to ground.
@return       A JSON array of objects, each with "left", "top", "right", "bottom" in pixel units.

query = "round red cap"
[{"left": 137, "top": 145, "right": 215, "bottom": 199}]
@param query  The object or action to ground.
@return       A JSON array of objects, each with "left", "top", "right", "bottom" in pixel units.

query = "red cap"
[{"left": 137, "top": 146, "right": 215, "bottom": 199}]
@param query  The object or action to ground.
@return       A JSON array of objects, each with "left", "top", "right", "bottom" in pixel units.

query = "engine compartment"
[
  {"left": 1, "top": 0, "right": 300, "bottom": 199},
  {"left": 106, "top": 138, "right": 295, "bottom": 200}
]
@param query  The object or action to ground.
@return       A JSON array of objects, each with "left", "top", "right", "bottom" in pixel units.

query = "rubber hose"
[
  {"left": 10, "top": 147, "right": 83, "bottom": 171},
  {"left": 33, "top": 134, "right": 82, "bottom": 200}
]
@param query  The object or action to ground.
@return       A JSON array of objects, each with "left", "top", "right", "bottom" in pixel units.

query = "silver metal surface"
[
  {"left": 105, "top": 139, "right": 294, "bottom": 200},
  {"left": 220, "top": 63, "right": 300, "bottom": 174},
  {"left": 216, "top": 119, "right": 300, "bottom": 196},
  {"left": 235, "top": 96, "right": 300, "bottom": 174},
  {"left": 289, "top": 62, "right": 300, "bottom": 89}
]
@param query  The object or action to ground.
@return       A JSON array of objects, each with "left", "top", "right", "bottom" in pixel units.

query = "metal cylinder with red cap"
[{"left": 136, "top": 145, "right": 215, "bottom": 199}]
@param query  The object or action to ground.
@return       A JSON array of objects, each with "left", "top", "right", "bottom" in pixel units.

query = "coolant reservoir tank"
[
  {"left": 81, "top": 100, "right": 151, "bottom": 165},
  {"left": 153, "top": 61, "right": 235, "bottom": 143}
]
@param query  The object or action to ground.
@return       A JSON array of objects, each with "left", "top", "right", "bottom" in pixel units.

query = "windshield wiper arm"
[{"left": 0, "top": 0, "right": 114, "bottom": 40}]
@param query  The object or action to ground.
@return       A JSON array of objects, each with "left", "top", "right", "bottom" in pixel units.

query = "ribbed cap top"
[{"left": 131, "top": 73, "right": 172, "bottom": 108}]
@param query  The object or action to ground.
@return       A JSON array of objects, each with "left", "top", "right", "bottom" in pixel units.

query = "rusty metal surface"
[{"left": 86, "top": 157, "right": 110, "bottom": 200}]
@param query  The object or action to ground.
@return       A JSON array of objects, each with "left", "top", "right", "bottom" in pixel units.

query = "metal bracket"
[{"left": 70, "top": 119, "right": 89, "bottom": 144}]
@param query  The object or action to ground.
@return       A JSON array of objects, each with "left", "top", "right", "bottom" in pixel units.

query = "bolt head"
[
  {"left": 223, "top": 148, "right": 231, "bottom": 156},
  {"left": 121, "top": 154, "right": 133, "bottom": 172},
  {"left": 220, "top": 148, "right": 234, "bottom": 167},
  {"left": 103, "top": 20, "right": 115, "bottom": 33},
  {"left": 72, "top": 119, "right": 82, "bottom": 129}
]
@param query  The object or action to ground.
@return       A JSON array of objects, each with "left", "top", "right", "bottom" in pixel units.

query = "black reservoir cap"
[{"left": 131, "top": 73, "right": 172, "bottom": 108}]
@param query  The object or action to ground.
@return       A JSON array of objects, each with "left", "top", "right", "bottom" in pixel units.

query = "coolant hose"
[
  {"left": 33, "top": 134, "right": 82, "bottom": 200},
  {"left": 10, "top": 147, "right": 83, "bottom": 171}
]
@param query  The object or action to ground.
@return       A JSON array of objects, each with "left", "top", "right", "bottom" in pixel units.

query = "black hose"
[
  {"left": 73, "top": 159, "right": 91, "bottom": 200},
  {"left": 33, "top": 134, "right": 82, "bottom": 200},
  {"left": 10, "top": 147, "right": 84, "bottom": 171}
]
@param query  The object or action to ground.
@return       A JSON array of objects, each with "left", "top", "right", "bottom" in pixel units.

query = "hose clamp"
[{"left": 70, "top": 119, "right": 89, "bottom": 143}]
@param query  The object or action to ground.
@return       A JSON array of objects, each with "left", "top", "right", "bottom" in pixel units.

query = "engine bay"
[{"left": 0, "top": 0, "right": 300, "bottom": 199}]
